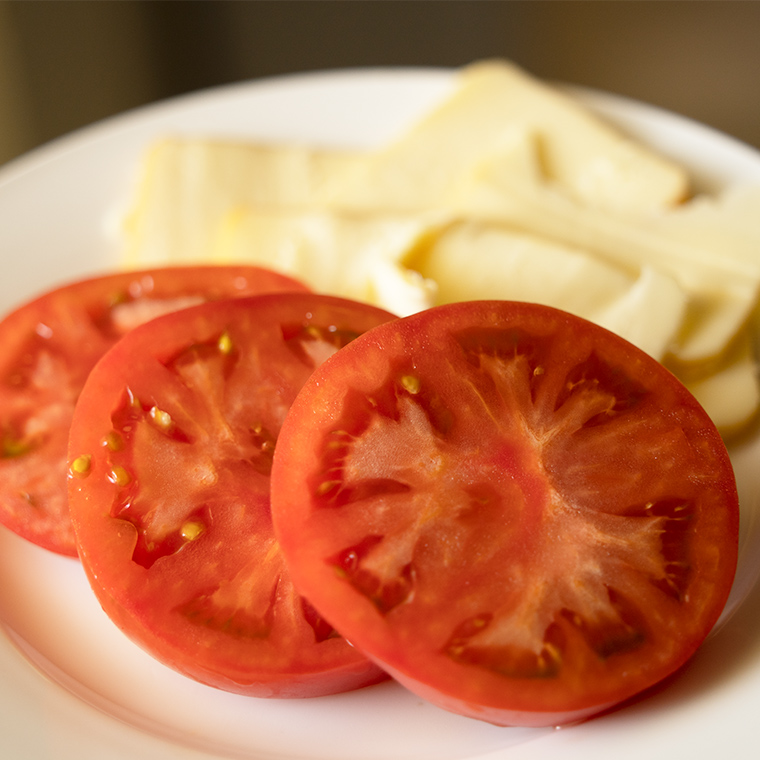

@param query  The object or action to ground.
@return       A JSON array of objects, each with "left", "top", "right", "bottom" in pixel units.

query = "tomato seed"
[
  {"left": 107, "top": 465, "right": 131, "bottom": 487},
  {"left": 69, "top": 454, "right": 92, "bottom": 478},
  {"left": 401, "top": 375, "right": 421, "bottom": 394}
]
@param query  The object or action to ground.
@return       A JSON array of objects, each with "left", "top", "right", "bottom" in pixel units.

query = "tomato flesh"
[
  {"left": 0, "top": 265, "right": 307, "bottom": 556},
  {"left": 270, "top": 301, "right": 739, "bottom": 725},
  {"left": 67, "top": 293, "right": 395, "bottom": 697}
]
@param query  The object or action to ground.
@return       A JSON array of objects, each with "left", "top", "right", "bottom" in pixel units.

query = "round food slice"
[
  {"left": 0, "top": 265, "right": 307, "bottom": 556},
  {"left": 270, "top": 300, "right": 739, "bottom": 726},
  {"left": 68, "top": 293, "right": 395, "bottom": 697}
]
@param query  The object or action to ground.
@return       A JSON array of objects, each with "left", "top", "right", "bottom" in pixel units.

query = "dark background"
[{"left": 2, "top": 1, "right": 760, "bottom": 167}]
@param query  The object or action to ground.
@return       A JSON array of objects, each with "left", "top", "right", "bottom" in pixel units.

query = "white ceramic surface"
[{"left": 2, "top": 67, "right": 760, "bottom": 760}]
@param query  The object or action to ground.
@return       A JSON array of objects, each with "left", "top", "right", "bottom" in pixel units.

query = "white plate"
[{"left": 2, "top": 67, "right": 760, "bottom": 760}]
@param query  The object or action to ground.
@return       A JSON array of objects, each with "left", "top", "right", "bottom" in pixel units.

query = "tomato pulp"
[
  {"left": 271, "top": 300, "right": 739, "bottom": 725},
  {"left": 0, "top": 265, "right": 306, "bottom": 555},
  {"left": 67, "top": 293, "right": 395, "bottom": 697}
]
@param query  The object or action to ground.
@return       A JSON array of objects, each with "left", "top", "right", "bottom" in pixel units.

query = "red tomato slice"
[
  {"left": 0, "top": 265, "right": 307, "bottom": 556},
  {"left": 270, "top": 300, "right": 739, "bottom": 725},
  {"left": 67, "top": 293, "right": 395, "bottom": 697}
]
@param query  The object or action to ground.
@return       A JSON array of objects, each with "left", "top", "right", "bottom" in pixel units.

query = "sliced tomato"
[
  {"left": 270, "top": 300, "right": 739, "bottom": 725},
  {"left": 0, "top": 265, "right": 307, "bottom": 556},
  {"left": 67, "top": 293, "right": 395, "bottom": 697}
]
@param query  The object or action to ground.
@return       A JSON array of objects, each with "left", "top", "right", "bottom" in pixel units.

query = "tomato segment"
[
  {"left": 270, "top": 301, "right": 739, "bottom": 725},
  {"left": 0, "top": 265, "right": 307, "bottom": 556},
  {"left": 67, "top": 293, "right": 395, "bottom": 697}
]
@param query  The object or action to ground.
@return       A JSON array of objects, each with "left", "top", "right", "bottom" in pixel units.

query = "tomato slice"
[
  {"left": 0, "top": 265, "right": 307, "bottom": 556},
  {"left": 67, "top": 293, "right": 395, "bottom": 697},
  {"left": 270, "top": 300, "right": 739, "bottom": 725}
]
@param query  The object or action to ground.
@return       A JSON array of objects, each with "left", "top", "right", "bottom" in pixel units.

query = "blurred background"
[{"left": 1, "top": 0, "right": 760, "bottom": 168}]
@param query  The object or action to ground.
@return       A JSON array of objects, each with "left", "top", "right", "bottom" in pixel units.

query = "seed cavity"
[
  {"left": 316, "top": 479, "right": 341, "bottom": 497},
  {"left": 248, "top": 423, "right": 277, "bottom": 474},
  {"left": 536, "top": 642, "right": 562, "bottom": 675},
  {"left": 2, "top": 435, "right": 30, "bottom": 458},
  {"left": 251, "top": 423, "right": 274, "bottom": 454}
]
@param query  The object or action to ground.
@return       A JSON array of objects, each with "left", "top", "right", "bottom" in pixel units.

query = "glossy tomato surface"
[
  {"left": 270, "top": 300, "right": 739, "bottom": 725},
  {"left": 0, "top": 265, "right": 306, "bottom": 556},
  {"left": 67, "top": 293, "right": 395, "bottom": 697}
]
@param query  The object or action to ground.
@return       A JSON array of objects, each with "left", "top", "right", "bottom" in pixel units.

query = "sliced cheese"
[
  {"left": 406, "top": 221, "right": 685, "bottom": 360},
  {"left": 323, "top": 59, "right": 689, "bottom": 215},
  {"left": 112, "top": 61, "right": 760, "bottom": 440},
  {"left": 122, "top": 137, "right": 366, "bottom": 266},
  {"left": 591, "top": 266, "right": 687, "bottom": 360},
  {"left": 451, "top": 131, "right": 759, "bottom": 366},
  {"left": 684, "top": 335, "right": 760, "bottom": 439},
  {"left": 646, "top": 185, "right": 760, "bottom": 272},
  {"left": 212, "top": 207, "right": 441, "bottom": 315}
]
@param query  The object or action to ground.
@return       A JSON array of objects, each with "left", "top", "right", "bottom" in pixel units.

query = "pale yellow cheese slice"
[
  {"left": 122, "top": 137, "right": 366, "bottom": 266},
  {"left": 405, "top": 220, "right": 686, "bottom": 360},
  {"left": 211, "top": 207, "right": 441, "bottom": 315},
  {"left": 591, "top": 266, "right": 688, "bottom": 361},
  {"left": 684, "top": 335, "right": 760, "bottom": 438},
  {"left": 646, "top": 185, "right": 760, "bottom": 272},
  {"left": 322, "top": 59, "right": 689, "bottom": 215},
  {"left": 451, "top": 131, "right": 760, "bottom": 367}
]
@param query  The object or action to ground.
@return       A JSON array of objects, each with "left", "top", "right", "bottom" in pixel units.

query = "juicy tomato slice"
[
  {"left": 67, "top": 293, "right": 395, "bottom": 697},
  {"left": 0, "top": 265, "right": 307, "bottom": 556},
  {"left": 270, "top": 300, "right": 739, "bottom": 725}
]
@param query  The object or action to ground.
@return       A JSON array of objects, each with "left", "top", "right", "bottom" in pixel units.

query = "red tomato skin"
[
  {"left": 374, "top": 664, "right": 617, "bottom": 728},
  {"left": 68, "top": 293, "right": 395, "bottom": 697},
  {"left": 0, "top": 265, "right": 307, "bottom": 556},
  {"left": 91, "top": 581, "right": 385, "bottom": 698},
  {"left": 270, "top": 300, "right": 739, "bottom": 724}
]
